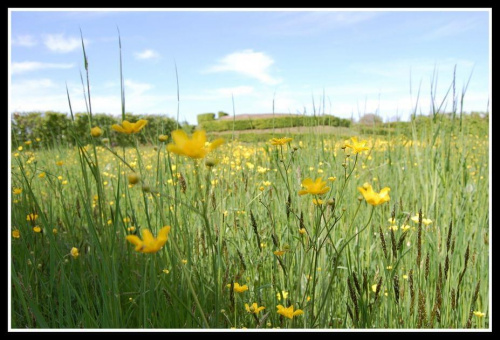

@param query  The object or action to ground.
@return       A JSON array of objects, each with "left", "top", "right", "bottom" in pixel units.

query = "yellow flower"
[
  {"left": 298, "top": 177, "right": 330, "bottom": 196},
  {"left": 33, "top": 226, "right": 41, "bottom": 233},
  {"left": 12, "top": 230, "right": 20, "bottom": 238},
  {"left": 181, "top": 259, "right": 188, "bottom": 264},
  {"left": 90, "top": 126, "right": 103, "bottom": 137},
  {"left": 344, "top": 137, "right": 370, "bottom": 154},
  {"left": 357, "top": 183, "right": 390, "bottom": 206},
  {"left": 18, "top": 146, "right": 23, "bottom": 151},
  {"left": 245, "top": 303, "right": 266, "bottom": 315},
  {"left": 328, "top": 176, "right": 337, "bottom": 182},
  {"left": 276, "top": 304, "right": 303, "bottom": 319},
  {"left": 36, "top": 138, "right": 41, "bottom": 142},
  {"left": 111, "top": 119, "right": 148, "bottom": 134},
  {"left": 13, "top": 188, "right": 22, "bottom": 195},
  {"left": 401, "top": 224, "right": 411, "bottom": 232},
  {"left": 158, "top": 134, "right": 169, "bottom": 142},
  {"left": 127, "top": 226, "right": 136, "bottom": 233},
  {"left": 126, "top": 226, "right": 171, "bottom": 253},
  {"left": 71, "top": 247, "right": 79, "bottom": 259},
  {"left": 226, "top": 282, "right": 249, "bottom": 293},
  {"left": 299, "top": 228, "right": 307, "bottom": 235},
  {"left": 38, "top": 172, "right": 46, "bottom": 178},
  {"left": 26, "top": 213, "right": 38, "bottom": 222},
  {"left": 371, "top": 284, "right": 378, "bottom": 293},
  {"left": 52, "top": 228, "right": 58, "bottom": 235},
  {"left": 269, "top": 137, "right": 293, "bottom": 146},
  {"left": 276, "top": 291, "right": 289, "bottom": 301},
  {"left": 274, "top": 250, "right": 286, "bottom": 256},
  {"left": 24, "top": 140, "right": 32, "bottom": 145},
  {"left": 389, "top": 225, "right": 398, "bottom": 231},
  {"left": 473, "top": 311, "right": 486, "bottom": 318},
  {"left": 422, "top": 218, "right": 433, "bottom": 226},
  {"left": 56, "top": 160, "right": 64, "bottom": 166},
  {"left": 388, "top": 217, "right": 396, "bottom": 225},
  {"left": 312, "top": 198, "right": 324, "bottom": 206},
  {"left": 167, "top": 129, "right": 224, "bottom": 159},
  {"left": 163, "top": 269, "right": 170, "bottom": 274}
]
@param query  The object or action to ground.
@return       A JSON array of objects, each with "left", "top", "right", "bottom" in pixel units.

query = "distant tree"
[
  {"left": 218, "top": 111, "right": 229, "bottom": 118},
  {"left": 358, "top": 113, "right": 383, "bottom": 125}
]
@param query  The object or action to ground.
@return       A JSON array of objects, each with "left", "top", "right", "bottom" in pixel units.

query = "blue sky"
[{"left": 9, "top": 9, "right": 491, "bottom": 125}]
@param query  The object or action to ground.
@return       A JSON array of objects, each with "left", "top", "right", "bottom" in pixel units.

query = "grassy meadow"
[{"left": 10, "top": 111, "right": 490, "bottom": 329}]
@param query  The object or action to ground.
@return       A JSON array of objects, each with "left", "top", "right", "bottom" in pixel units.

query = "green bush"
[
  {"left": 199, "top": 114, "right": 351, "bottom": 132},
  {"left": 218, "top": 111, "right": 229, "bottom": 118},
  {"left": 197, "top": 113, "right": 216, "bottom": 125}
]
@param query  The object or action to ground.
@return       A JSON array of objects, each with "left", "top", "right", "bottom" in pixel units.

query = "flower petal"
[
  {"left": 209, "top": 138, "right": 225, "bottom": 151},
  {"left": 112, "top": 124, "right": 126, "bottom": 133}
]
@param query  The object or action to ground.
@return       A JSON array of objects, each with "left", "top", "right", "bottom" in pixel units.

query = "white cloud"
[
  {"left": 135, "top": 49, "right": 160, "bottom": 60},
  {"left": 212, "top": 86, "right": 254, "bottom": 96},
  {"left": 11, "top": 61, "right": 74, "bottom": 74},
  {"left": 207, "top": 49, "right": 281, "bottom": 85},
  {"left": 12, "top": 35, "right": 37, "bottom": 47},
  {"left": 124, "top": 79, "right": 153, "bottom": 95},
  {"left": 421, "top": 17, "right": 481, "bottom": 41},
  {"left": 43, "top": 34, "right": 83, "bottom": 53}
]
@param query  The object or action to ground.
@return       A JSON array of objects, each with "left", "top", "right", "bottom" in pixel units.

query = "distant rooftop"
[{"left": 218, "top": 113, "right": 301, "bottom": 121}]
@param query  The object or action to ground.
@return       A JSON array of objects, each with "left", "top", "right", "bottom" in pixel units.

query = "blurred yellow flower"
[
  {"left": 358, "top": 183, "right": 390, "bottom": 206},
  {"left": 128, "top": 173, "right": 141, "bottom": 185},
  {"left": 312, "top": 198, "right": 324, "bottom": 206},
  {"left": 473, "top": 311, "right": 486, "bottom": 318},
  {"left": 38, "top": 172, "right": 46, "bottom": 178},
  {"left": 33, "top": 226, "right": 41, "bottom": 233},
  {"left": 163, "top": 269, "right": 170, "bottom": 274},
  {"left": 158, "top": 134, "right": 169, "bottom": 142},
  {"left": 26, "top": 213, "right": 38, "bottom": 222},
  {"left": 328, "top": 176, "right": 337, "bottom": 182},
  {"left": 269, "top": 137, "right": 292, "bottom": 146},
  {"left": 401, "top": 224, "right": 411, "bottom": 232},
  {"left": 112, "top": 120, "right": 148, "bottom": 134},
  {"left": 298, "top": 177, "right": 330, "bottom": 196},
  {"left": 344, "top": 137, "right": 370, "bottom": 154},
  {"left": 56, "top": 161, "right": 64, "bottom": 166},
  {"left": 276, "top": 291, "right": 289, "bottom": 301},
  {"left": 90, "top": 126, "right": 103, "bottom": 137},
  {"left": 12, "top": 230, "right": 20, "bottom": 239},
  {"left": 276, "top": 305, "right": 303, "bottom": 319},
  {"left": 299, "top": 228, "right": 307, "bottom": 235},
  {"left": 71, "top": 247, "right": 79, "bottom": 259},
  {"left": 13, "top": 188, "right": 22, "bottom": 195},
  {"left": 126, "top": 226, "right": 171, "bottom": 253},
  {"left": 167, "top": 129, "right": 224, "bottom": 159},
  {"left": 226, "top": 282, "right": 248, "bottom": 293},
  {"left": 411, "top": 215, "right": 433, "bottom": 226},
  {"left": 24, "top": 140, "right": 32, "bottom": 145},
  {"left": 245, "top": 303, "right": 265, "bottom": 315},
  {"left": 52, "top": 228, "right": 58, "bottom": 235},
  {"left": 274, "top": 250, "right": 285, "bottom": 256}
]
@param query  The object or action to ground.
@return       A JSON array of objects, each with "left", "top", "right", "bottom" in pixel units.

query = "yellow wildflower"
[
  {"left": 328, "top": 176, "right": 337, "bottom": 182},
  {"left": 245, "top": 303, "right": 266, "bottom": 315},
  {"left": 276, "top": 304, "right": 303, "bottom": 319},
  {"left": 276, "top": 291, "right": 289, "bottom": 301},
  {"left": 226, "top": 282, "right": 248, "bottom": 293},
  {"left": 90, "top": 126, "right": 103, "bottom": 137},
  {"left": 13, "top": 188, "right": 22, "bottom": 195},
  {"left": 401, "top": 224, "right": 411, "bottom": 232},
  {"left": 55, "top": 161, "right": 64, "bottom": 166},
  {"left": 33, "top": 226, "right": 41, "bottom": 233},
  {"left": 112, "top": 119, "right": 148, "bottom": 134},
  {"left": 38, "top": 172, "right": 46, "bottom": 178},
  {"left": 299, "top": 228, "right": 306, "bottom": 235},
  {"left": 12, "top": 230, "right": 20, "bottom": 238},
  {"left": 371, "top": 284, "right": 378, "bottom": 293},
  {"left": 357, "top": 183, "right": 390, "bottom": 206},
  {"left": 71, "top": 247, "right": 79, "bottom": 259},
  {"left": 163, "top": 269, "right": 170, "bottom": 274},
  {"left": 298, "top": 177, "right": 330, "bottom": 196},
  {"left": 274, "top": 250, "right": 286, "bottom": 256},
  {"left": 344, "top": 137, "right": 370, "bottom": 154},
  {"left": 158, "top": 134, "right": 169, "bottom": 142},
  {"left": 473, "top": 311, "right": 486, "bottom": 318},
  {"left": 26, "top": 213, "right": 38, "bottom": 222},
  {"left": 269, "top": 137, "right": 293, "bottom": 146},
  {"left": 52, "top": 228, "right": 58, "bottom": 235},
  {"left": 25, "top": 140, "right": 32, "bottom": 145},
  {"left": 126, "top": 226, "right": 171, "bottom": 253},
  {"left": 312, "top": 198, "right": 324, "bottom": 206},
  {"left": 167, "top": 129, "right": 224, "bottom": 159}
]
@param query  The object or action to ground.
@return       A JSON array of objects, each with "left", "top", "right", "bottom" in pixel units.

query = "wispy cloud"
[
  {"left": 212, "top": 86, "right": 254, "bottom": 96},
  {"left": 206, "top": 49, "right": 281, "bottom": 85},
  {"left": 12, "top": 34, "right": 37, "bottom": 47},
  {"left": 256, "top": 11, "right": 380, "bottom": 36},
  {"left": 134, "top": 49, "right": 160, "bottom": 60},
  {"left": 43, "top": 34, "right": 83, "bottom": 53},
  {"left": 124, "top": 79, "right": 153, "bottom": 96},
  {"left": 421, "top": 17, "right": 481, "bottom": 41},
  {"left": 11, "top": 61, "right": 74, "bottom": 74}
]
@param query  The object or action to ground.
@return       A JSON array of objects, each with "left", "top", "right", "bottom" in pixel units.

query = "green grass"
[{"left": 10, "top": 113, "right": 489, "bottom": 329}]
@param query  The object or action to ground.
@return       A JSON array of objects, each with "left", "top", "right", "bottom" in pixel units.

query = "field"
[{"left": 10, "top": 113, "right": 490, "bottom": 329}]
